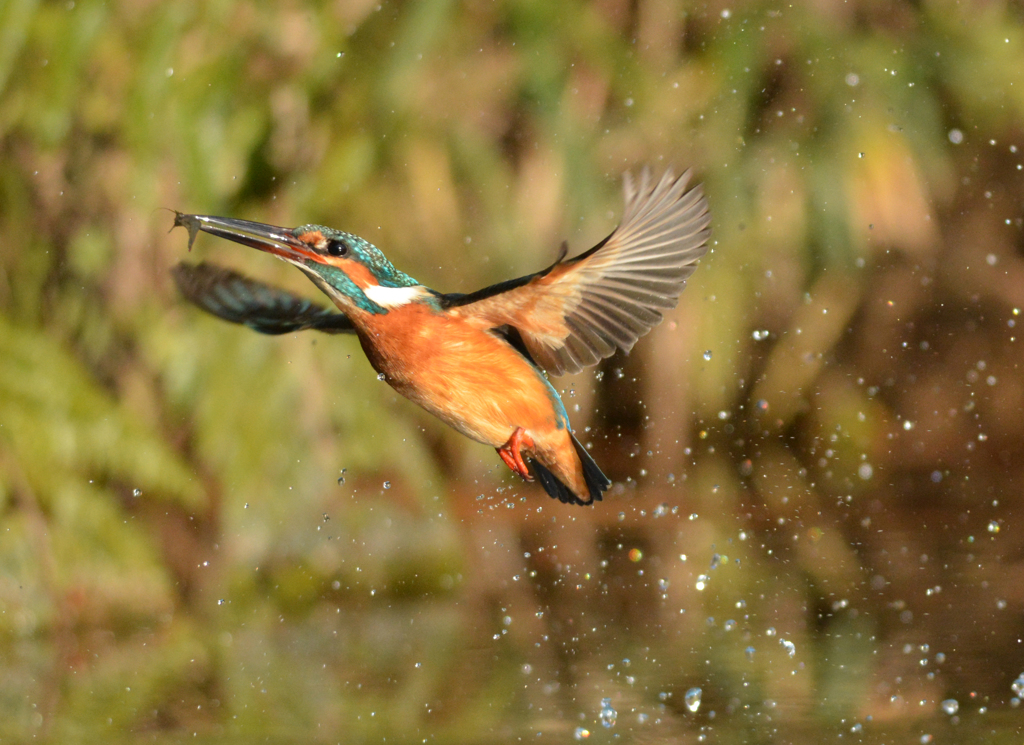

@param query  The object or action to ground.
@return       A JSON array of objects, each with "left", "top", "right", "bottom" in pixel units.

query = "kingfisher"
[{"left": 171, "top": 168, "right": 710, "bottom": 506}]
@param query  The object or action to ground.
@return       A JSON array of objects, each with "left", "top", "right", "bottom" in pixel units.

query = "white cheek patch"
[{"left": 363, "top": 284, "right": 427, "bottom": 308}]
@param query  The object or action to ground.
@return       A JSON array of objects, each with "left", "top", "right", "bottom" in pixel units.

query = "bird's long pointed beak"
[{"left": 173, "top": 212, "right": 312, "bottom": 262}]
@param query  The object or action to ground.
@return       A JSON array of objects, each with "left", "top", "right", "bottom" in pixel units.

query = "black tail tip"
[
  {"left": 529, "top": 434, "right": 611, "bottom": 507},
  {"left": 531, "top": 460, "right": 601, "bottom": 506}
]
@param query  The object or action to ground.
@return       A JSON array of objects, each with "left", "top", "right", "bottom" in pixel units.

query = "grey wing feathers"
[{"left": 533, "top": 168, "right": 711, "bottom": 375}]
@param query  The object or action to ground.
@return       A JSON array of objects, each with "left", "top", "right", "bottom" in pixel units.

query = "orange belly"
[
  {"left": 353, "top": 304, "right": 589, "bottom": 499},
  {"left": 356, "top": 305, "right": 562, "bottom": 444}
]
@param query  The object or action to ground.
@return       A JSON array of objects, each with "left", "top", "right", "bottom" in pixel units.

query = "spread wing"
[
  {"left": 172, "top": 262, "right": 355, "bottom": 335},
  {"left": 444, "top": 168, "right": 711, "bottom": 375}
]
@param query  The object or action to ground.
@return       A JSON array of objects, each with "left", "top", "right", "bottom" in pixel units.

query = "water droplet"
[
  {"left": 377, "top": 372, "right": 386, "bottom": 381},
  {"left": 703, "top": 350, "right": 713, "bottom": 361},
  {"left": 940, "top": 699, "right": 959, "bottom": 715},
  {"left": 781, "top": 639, "right": 796, "bottom": 657},
  {"left": 903, "top": 419, "right": 915, "bottom": 431},
  {"left": 337, "top": 468, "right": 347, "bottom": 486},
  {"left": 599, "top": 698, "right": 616, "bottom": 728},
  {"left": 684, "top": 687, "right": 702, "bottom": 712},
  {"left": 1011, "top": 673, "right": 1024, "bottom": 697},
  {"left": 723, "top": 619, "right": 737, "bottom": 631},
  {"left": 628, "top": 548, "right": 643, "bottom": 562},
  {"left": 132, "top": 488, "right": 142, "bottom": 498},
  {"left": 695, "top": 574, "right": 709, "bottom": 591},
  {"left": 752, "top": 329, "right": 769, "bottom": 340},
  {"left": 988, "top": 520, "right": 1000, "bottom": 534},
  {"left": 573, "top": 726, "right": 590, "bottom": 740},
  {"left": 745, "top": 646, "right": 756, "bottom": 661},
  {"left": 858, "top": 463, "right": 874, "bottom": 480},
  {"left": 383, "top": 481, "right": 391, "bottom": 490},
  {"left": 658, "top": 578, "right": 670, "bottom": 592}
]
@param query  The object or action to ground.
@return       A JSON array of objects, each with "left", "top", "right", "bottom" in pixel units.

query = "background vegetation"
[{"left": 2, "top": 0, "right": 1024, "bottom": 741}]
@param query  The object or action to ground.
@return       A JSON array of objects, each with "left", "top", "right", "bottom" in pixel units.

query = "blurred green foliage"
[{"left": 2, "top": 0, "right": 1024, "bottom": 742}]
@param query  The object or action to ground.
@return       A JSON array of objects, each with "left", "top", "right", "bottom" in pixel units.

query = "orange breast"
[
  {"left": 355, "top": 305, "right": 563, "bottom": 447},
  {"left": 347, "top": 303, "right": 588, "bottom": 499}
]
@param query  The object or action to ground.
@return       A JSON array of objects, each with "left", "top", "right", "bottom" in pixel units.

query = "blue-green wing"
[{"left": 172, "top": 262, "right": 354, "bottom": 335}]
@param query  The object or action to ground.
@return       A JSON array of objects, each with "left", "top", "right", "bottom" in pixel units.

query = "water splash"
[
  {"left": 599, "top": 698, "right": 616, "bottom": 728},
  {"left": 1011, "top": 672, "right": 1024, "bottom": 697}
]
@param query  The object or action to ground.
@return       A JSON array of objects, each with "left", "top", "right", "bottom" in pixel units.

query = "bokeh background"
[{"left": 2, "top": 0, "right": 1024, "bottom": 742}]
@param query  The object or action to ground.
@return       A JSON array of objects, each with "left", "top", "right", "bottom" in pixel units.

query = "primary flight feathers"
[
  {"left": 447, "top": 168, "right": 710, "bottom": 374},
  {"left": 172, "top": 262, "right": 354, "bottom": 335}
]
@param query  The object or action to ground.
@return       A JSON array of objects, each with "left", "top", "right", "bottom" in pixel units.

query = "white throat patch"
[{"left": 363, "top": 283, "right": 427, "bottom": 308}]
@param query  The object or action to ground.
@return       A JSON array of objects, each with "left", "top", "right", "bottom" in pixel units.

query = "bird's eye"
[{"left": 327, "top": 239, "right": 349, "bottom": 257}]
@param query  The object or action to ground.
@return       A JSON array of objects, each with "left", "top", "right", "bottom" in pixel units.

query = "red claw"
[{"left": 497, "top": 427, "right": 535, "bottom": 481}]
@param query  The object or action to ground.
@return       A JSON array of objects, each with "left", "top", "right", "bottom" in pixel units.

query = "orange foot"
[{"left": 497, "top": 427, "right": 535, "bottom": 482}]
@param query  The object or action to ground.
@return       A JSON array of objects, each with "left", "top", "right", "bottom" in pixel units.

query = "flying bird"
[{"left": 172, "top": 168, "right": 711, "bottom": 506}]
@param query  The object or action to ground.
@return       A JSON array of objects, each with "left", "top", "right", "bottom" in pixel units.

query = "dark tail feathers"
[{"left": 530, "top": 434, "right": 611, "bottom": 506}]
